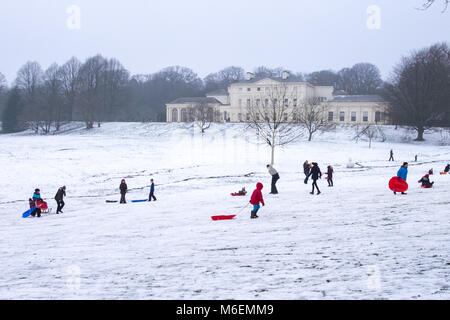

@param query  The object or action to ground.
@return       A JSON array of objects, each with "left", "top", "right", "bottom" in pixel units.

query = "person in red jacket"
[{"left": 250, "top": 182, "right": 265, "bottom": 219}]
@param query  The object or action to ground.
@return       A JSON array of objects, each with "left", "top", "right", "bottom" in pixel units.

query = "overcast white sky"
[{"left": 0, "top": 0, "right": 449, "bottom": 84}]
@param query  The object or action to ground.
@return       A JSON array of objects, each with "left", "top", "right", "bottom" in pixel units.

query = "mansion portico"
[{"left": 166, "top": 72, "right": 388, "bottom": 125}]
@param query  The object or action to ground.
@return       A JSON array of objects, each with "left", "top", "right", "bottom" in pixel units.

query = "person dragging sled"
[
  {"left": 418, "top": 174, "right": 434, "bottom": 188},
  {"left": 327, "top": 165, "right": 334, "bottom": 187},
  {"left": 149, "top": 179, "right": 157, "bottom": 201},
  {"left": 310, "top": 162, "right": 322, "bottom": 195},
  {"left": 54, "top": 186, "right": 66, "bottom": 214},
  {"left": 394, "top": 162, "right": 408, "bottom": 195},
  {"left": 267, "top": 164, "right": 280, "bottom": 194},
  {"left": 445, "top": 164, "right": 450, "bottom": 173},
  {"left": 250, "top": 182, "right": 265, "bottom": 219},
  {"left": 120, "top": 179, "right": 128, "bottom": 204}
]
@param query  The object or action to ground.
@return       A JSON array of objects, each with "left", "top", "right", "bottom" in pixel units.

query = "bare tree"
[
  {"left": 101, "top": 58, "right": 130, "bottom": 121},
  {"left": 247, "top": 83, "right": 304, "bottom": 165},
  {"left": 189, "top": 100, "right": 219, "bottom": 133},
  {"left": 297, "top": 98, "right": 334, "bottom": 141},
  {"left": 420, "top": 0, "right": 449, "bottom": 12},
  {"left": 41, "top": 64, "right": 64, "bottom": 133},
  {"left": 353, "top": 124, "right": 386, "bottom": 148},
  {"left": 76, "top": 55, "right": 107, "bottom": 129},
  {"left": 59, "top": 57, "right": 81, "bottom": 121},
  {"left": 15, "top": 61, "right": 44, "bottom": 133},
  {"left": 384, "top": 43, "right": 450, "bottom": 141},
  {"left": 0, "top": 72, "right": 6, "bottom": 94}
]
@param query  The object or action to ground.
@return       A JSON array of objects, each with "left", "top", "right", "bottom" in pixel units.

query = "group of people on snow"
[
  {"left": 119, "top": 178, "right": 156, "bottom": 204},
  {"left": 28, "top": 186, "right": 66, "bottom": 218}
]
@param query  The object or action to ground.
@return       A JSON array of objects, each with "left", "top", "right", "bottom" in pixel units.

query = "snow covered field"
[{"left": 0, "top": 123, "right": 449, "bottom": 300}]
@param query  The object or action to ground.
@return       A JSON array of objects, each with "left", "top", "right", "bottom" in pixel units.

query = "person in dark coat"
[
  {"left": 418, "top": 174, "right": 434, "bottom": 187},
  {"left": 149, "top": 179, "right": 157, "bottom": 201},
  {"left": 429, "top": 168, "right": 434, "bottom": 175},
  {"left": 389, "top": 149, "right": 394, "bottom": 161},
  {"left": 303, "top": 161, "right": 311, "bottom": 177},
  {"left": 327, "top": 165, "right": 334, "bottom": 187},
  {"left": 267, "top": 164, "right": 280, "bottom": 194},
  {"left": 120, "top": 179, "right": 128, "bottom": 204},
  {"left": 54, "top": 186, "right": 66, "bottom": 214},
  {"left": 445, "top": 164, "right": 450, "bottom": 173},
  {"left": 310, "top": 162, "right": 322, "bottom": 195}
]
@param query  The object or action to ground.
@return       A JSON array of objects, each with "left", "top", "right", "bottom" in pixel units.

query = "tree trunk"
[
  {"left": 271, "top": 145, "right": 275, "bottom": 165},
  {"left": 308, "top": 131, "right": 313, "bottom": 141},
  {"left": 415, "top": 127, "right": 425, "bottom": 141}
]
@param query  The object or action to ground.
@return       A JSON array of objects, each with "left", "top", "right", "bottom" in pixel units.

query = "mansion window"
[
  {"left": 339, "top": 111, "right": 345, "bottom": 122},
  {"left": 256, "top": 99, "right": 261, "bottom": 107},
  {"left": 247, "top": 99, "right": 251, "bottom": 107},
  {"left": 351, "top": 112, "right": 356, "bottom": 122},
  {"left": 265, "top": 99, "right": 269, "bottom": 107},
  {"left": 284, "top": 99, "right": 289, "bottom": 107},
  {"left": 247, "top": 88, "right": 251, "bottom": 92},
  {"left": 293, "top": 99, "right": 298, "bottom": 107},
  {"left": 257, "top": 87, "right": 261, "bottom": 91},
  {"left": 284, "top": 113, "right": 288, "bottom": 121},
  {"left": 375, "top": 111, "right": 382, "bottom": 123},
  {"left": 238, "top": 113, "right": 242, "bottom": 122},
  {"left": 238, "top": 99, "right": 242, "bottom": 107},
  {"left": 328, "top": 111, "right": 334, "bottom": 121},
  {"left": 246, "top": 113, "right": 250, "bottom": 121},
  {"left": 363, "top": 111, "right": 369, "bottom": 122},
  {"left": 256, "top": 113, "right": 260, "bottom": 121}
]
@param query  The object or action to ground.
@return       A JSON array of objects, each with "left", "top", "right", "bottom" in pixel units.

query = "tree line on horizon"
[{"left": 1, "top": 42, "right": 449, "bottom": 140}]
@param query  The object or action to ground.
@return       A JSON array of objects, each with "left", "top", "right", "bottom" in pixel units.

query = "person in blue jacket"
[
  {"left": 149, "top": 179, "right": 157, "bottom": 201},
  {"left": 395, "top": 162, "right": 408, "bottom": 195}
]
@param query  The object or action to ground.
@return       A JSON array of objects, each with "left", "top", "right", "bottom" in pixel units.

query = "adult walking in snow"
[
  {"left": 445, "top": 164, "right": 450, "bottom": 173},
  {"left": 303, "top": 161, "right": 311, "bottom": 177},
  {"left": 149, "top": 179, "right": 157, "bottom": 201},
  {"left": 250, "top": 182, "right": 265, "bottom": 219},
  {"left": 267, "top": 164, "right": 280, "bottom": 194},
  {"left": 310, "top": 162, "right": 322, "bottom": 195},
  {"left": 327, "top": 165, "right": 334, "bottom": 187},
  {"left": 394, "top": 162, "right": 408, "bottom": 195},
  {"left": 389, "top": 149, "right": 394, "bottom": 162},
  {"left": 120, "top": 179, "right": 128, "bottom": 204},
  {"left": 54, "top": 186, "right": 66, "bottom": 214}
]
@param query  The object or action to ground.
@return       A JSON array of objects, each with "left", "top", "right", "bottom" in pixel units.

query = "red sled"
[
  {"left": 231, "top": 193, "right": 247, "bottom": 196},
  {"left": 440, "top": 172, "right": 448, "bottom": 175},
  {"left": 211, "top": 215, "right": 236, "bottom": 221},
  {"left": 421, "top": 185, "right": 433, "bottom": 189},
  {"left": 389, "top": 177, "right": 409, "bottom": 193}
]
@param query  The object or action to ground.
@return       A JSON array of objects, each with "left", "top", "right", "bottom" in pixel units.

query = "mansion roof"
[
  {"left": 330, "top": 95, "right": 386, "bottom": 103},
  {"left": 168, "top": 97, "right": 223, "bottom": 105}
]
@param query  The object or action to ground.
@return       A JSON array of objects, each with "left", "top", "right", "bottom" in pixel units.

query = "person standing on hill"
[
  {"left": 303, "top": 161, "right": 311, "bottom": 177},
  {"left": 54, "top": 186, "right": 66, "bottom": 214},
  {"left": 250, "top": 182, "right": 265, "bottom": 219},
  {"left": 327, "top": 165, "right": 334, "bottom": 187},
  {"left": 267, "top": 164, "right": 280, "bottom": 194},
  {"left": 120, "top": 179, "right": 128, "bottom": 204},
  {"left": 394, "top": 162, "right": 408, "bottom": 195},
  {"left": 149, "top": 179, "right": 157, "bottom": 201},
  {"left": 310, "top": 162, "right": 322, "bottom": 195},
  {"left": 389, "top": 149, "right": 394, "bottom": 162}
]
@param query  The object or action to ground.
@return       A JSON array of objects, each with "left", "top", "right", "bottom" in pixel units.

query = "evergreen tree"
[{"left": 2, "top": 87, "right": 24, "bottom": 133}]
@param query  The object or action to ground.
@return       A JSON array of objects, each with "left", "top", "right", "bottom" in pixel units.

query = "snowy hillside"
[{"left": 0, "top": 123, "right": 449, "bottom": 299}]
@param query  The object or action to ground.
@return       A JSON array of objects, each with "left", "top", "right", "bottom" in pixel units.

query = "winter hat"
[
  {"left": 35, "top": 188, "right": 40, "bottom": 192},
  {"left": 256, "top": 182, "right": 264, "bottom": 190},
  {"left": 403, "top": 162, "right": 408, "bottom": 166}
]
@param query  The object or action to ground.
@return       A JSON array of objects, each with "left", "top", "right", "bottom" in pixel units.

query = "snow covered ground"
[{"left": 0, "top": 123, "right": 449, "bottom": 300}]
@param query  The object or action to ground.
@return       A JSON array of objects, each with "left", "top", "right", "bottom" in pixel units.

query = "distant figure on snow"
[
  {"left": 389, "top": 149, "right": 394, "bottom": 162},
  {"left": 415, "top": 155, "right": 418, "bottom": 162},
  {"left": 29, "top": 188, "right": 42, "bottom": 218},
  {"left": 394, "top": 162, "right": 408, "bottom": 195},
  {"left": 54, "top": 186, "right": 66, "bottom": 214},
  {"left": 310, "top": 162, "right": 322, "bottom": 195},
  {"left": 429, "top": 168, "right": 434, "bottom": 175},
  {"left": 149, "top": 179, "right": 157, "bottom": 202},
  {"left": 303, "top": 161, "right": 311, "bottom": 177},
  {"left": 267, "top": 164, "right": 280, "bottom": 194},
  {"left": 250, "top": 182, "right": 265, "bottom": 219},
  {"left": 418, "top": 174, "right": 434, "bottom": 188},
  {"left": 445, "top": 164, "right": 450, "bottom": 173},
  {"left": 327, "top": 165, "right": 334, "bottom": 187},
  {"left": 120, "top": 179, "right": 128, "bottom": 204}
]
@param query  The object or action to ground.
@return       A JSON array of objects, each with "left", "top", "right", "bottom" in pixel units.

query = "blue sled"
[
  {"left": 132, "top": 200, "right": 148, "bottom": 203},
  {"left": 22, "top": 208, "right": 34, "bottom": 218}
]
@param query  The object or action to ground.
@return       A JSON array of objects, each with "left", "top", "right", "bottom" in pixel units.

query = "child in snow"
[
  {"left": 418, "top": 174, "right": 434, "bottom": 188},
  {"left": 303, "top": 161, "right": 311, "bottom": 177},
  {"left": 429, "top": 168, "right": 434, "bottom": 175},
  {"left": 310, "top": 162, "right": 322, "bottom": 195},
  {"left": 33, "top": 188, "right": 42, "bottom": 201},
  {"left": 29, "top": 189, "right": 42, "bottom": 218},
  {"left": 149, "top": 179, "right": 157, "bottom": 201},
  {"left": 237, "top": 187, "right": 247, "bottom": 195},
  {"left": 394, "top": 162, "right": 408, "bottom": 195},
  {"left": 327, "top": 165, "right": 334, "bottom": 187},
  {"left": 120, "top": 179, "right": 128, "bottom": 204},
  {"left": 250, "top": 182, "right": 265, "bottom": 219}
]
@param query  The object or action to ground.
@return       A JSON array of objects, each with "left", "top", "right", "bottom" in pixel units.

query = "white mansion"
[{"left": 166, "top": 72, "right": 388, "bottom": 124}]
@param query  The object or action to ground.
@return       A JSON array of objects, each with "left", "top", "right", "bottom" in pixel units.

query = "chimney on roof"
[
  {"left": 246, "top": 72, "right": 255, "bottom": 81},
  {"left": 282, "top": 71, "right": 290, "bottom": 80}
]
